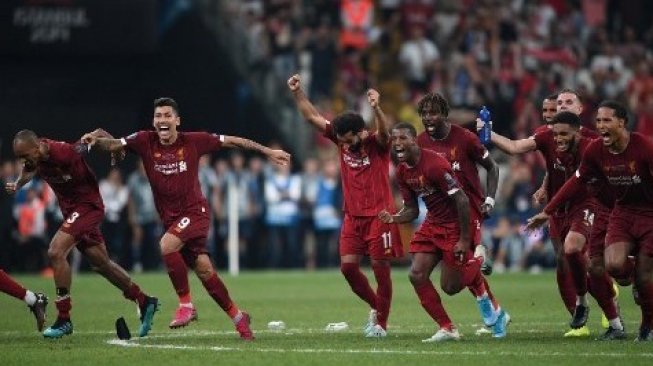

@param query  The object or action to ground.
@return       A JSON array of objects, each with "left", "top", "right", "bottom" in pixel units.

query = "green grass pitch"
[{"left": 1, "top": 270, "right": 650, "bottom": 365}]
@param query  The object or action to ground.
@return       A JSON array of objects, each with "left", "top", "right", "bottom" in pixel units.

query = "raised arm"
[
  {"left": 222, "top": 136, "right": 290, "bottom": 167},
  {"left": 475, "top": 118, "right": 537, "bottom": 154},
  {"left": 287, "top": 74, "right": 329, "bottom": 132},
  {"left": 367, "top": 89, "right": 390, "bottom": 147}
]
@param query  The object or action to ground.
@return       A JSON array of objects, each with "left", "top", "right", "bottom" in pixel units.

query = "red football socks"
[
  {"left": 566, "top": 251, "right": 588, "bottom": 296},
  {"left": 414, "top": 281, "right": 453, "bottom": 329},
  {"left": 201, "top": 272, "right": 239, "bottom": 318},
  {"left": 123, "top": 283, "right": 147, "bottom": 307},
  {"left": 556, "top": 266, "right": 576, "bottom": 314},
  {"left": 163, "top": 252, "right": 191, "bottom": 302},
  {"left": 0, "top": 269, "right": 27, "bottom": 300},
  {"left": 372, "top": 264, "right": 392, "bottom": 329},
  {"left": 588, "top": 272, "right": 618, "bottom": 320},
  {"left": 341, "top": 262, "right": 377, "bottom": 309}
]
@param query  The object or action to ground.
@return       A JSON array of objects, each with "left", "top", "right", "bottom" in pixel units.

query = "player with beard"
[
  {"left": 478, "top": 110, "right": 620, "bottom": 338},
  {"left": 414, "top": 93, "right": 506, "bottom": 334},
  {"left": 82, "top": 98, "right": 290, "bottom": 340},
  {"left": 7, "top": 129, "right": 159, "bottom": 339},
  {"left": 528, "top": 100, "right": 653, "bottom": 341},
  {"left": 288, "top": 74, "right": 403, "bottom": 338},
  {"left": 379, "top": 122, "right": 509, "bottom": 341},
  {"left": 533, "top": 93, "right": 560, "bottom": 134}
]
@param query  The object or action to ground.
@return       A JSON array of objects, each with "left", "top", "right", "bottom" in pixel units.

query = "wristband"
[{"left": 484, "top": 197, "right": 495, "bottom": 208}]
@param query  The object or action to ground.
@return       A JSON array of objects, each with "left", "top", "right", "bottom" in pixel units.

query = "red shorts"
[
  {"left": 339, "top": 214, "right": 404, "bottom": 260},
  {"left": 606, "top": 206, "right": 653, "bottom": 257},
  {"left": 589, "top": 204, "right": 611, "bottom": 259},
  {"left": 166, "top": 213, "right": 211, "bottom": 266},
  {"left": 410, "top": 221, "right": 474, "bottom": 266},
  {"left": 59, "top": 205, "right": 105, "bottom": 250},
  {"left": 548, "top": 206, "right": 593, "bottom": 243}
]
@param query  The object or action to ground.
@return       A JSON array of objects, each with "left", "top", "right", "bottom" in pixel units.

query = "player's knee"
[
  {"left": 588, "top": 260, "right": 605, "bottom": 278},
  {"left": 340, "top": 262, "right": 359, "bottom": 278},
  {"left": 195, "top": 267, "right": 214, "bottom": 281},
  {"left": 408, "top": 269, "right": 427, "bottom": 286},
  {"left": 440, "top": 282, "right": 461, "bottom": 296},
  {"left": 604, "top": 258, "right": 626, "bottom": 279},
  {"left": 47, "top": 247, "right": 65, "bottom": 263}
]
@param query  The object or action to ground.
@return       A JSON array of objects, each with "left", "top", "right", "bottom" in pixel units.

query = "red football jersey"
[
  {"left": 396, "top": 148, "right": 462, "bottom": 224},
  {"left": 532, "top": 129, "right": 594, "bottom": 212},
  {"left": 324, "top": 123, "right": 395, "bottom": 217},
  {"left": 121, "top": 131, "right": 223, "bottom": 226},
  {"left": 36, "top": 139, "right": 104, "bottom": 216},
  {"left": 417, "top": 125, "right": 487, "bottom": 219},
  {"left": 575, "top": 133, "right": 653, "bottom": 212}
]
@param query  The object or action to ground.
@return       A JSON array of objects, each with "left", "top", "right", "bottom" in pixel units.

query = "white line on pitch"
[{"left": 105, "top": 339, "right": 653, "bottom": 358}]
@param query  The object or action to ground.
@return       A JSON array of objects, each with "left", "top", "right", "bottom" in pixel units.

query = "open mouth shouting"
[{"left": 394, "top": 146, "right": 407, "bottom": 161}]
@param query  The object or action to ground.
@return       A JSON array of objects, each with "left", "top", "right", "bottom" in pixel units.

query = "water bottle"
[
  {"left": 267, "top": 321, "right": 286, "bottom": 331},
  {"left": 479, "top": 106, "right": 492, "bottom": 145}
]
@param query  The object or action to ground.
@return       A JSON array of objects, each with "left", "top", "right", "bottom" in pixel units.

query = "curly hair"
[{"left": 417, "top": 92, "right": 450, "bottom": 117}]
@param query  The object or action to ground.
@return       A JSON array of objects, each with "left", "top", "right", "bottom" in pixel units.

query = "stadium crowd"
[{"left": 2, "top": 0, "right": 653, "bottom": 275}]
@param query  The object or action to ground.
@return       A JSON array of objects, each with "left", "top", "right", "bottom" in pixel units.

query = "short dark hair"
[
  {"left": 13, "top": 129, "right": 38, "bottom": 145},
  {"left": 154, "top": 97, "right": 179, "bottom": 115},
  {"left": 598, "top": 100, "right": 628, "bottom": 123},
  {"left": 332, "top": 111, "right": 365, "bottom": 136},
  {"left": 544, "top": 93, "right": 558, "bottom": 102},
  {"left": 417, "top": 92, "right": 450, "bottom": 117},
  {"left": 557, "top": 88, "right": 582, "bottom": 103},
  {"left": 392, "top": 122, "right": 417, "bottom": 137},
  {"left": 551, "top": 111, "right": 581, "bottom": 128}
]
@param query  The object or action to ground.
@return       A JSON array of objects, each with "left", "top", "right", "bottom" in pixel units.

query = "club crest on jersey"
[
  {"left": 177, "top": 148, "right": 185, "bottom": 159},
  {"left": 342, "top": 153, "right": 370, "bottom": 168}
]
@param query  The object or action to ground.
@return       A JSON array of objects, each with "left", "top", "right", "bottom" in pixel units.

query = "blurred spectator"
[
  {"left": 127, "top": 159, "right": 160, "bottom": 272},
  {"left": 299, "top": 157, "right": 319, "bottom": 269},
  {"left": 339, "top": 0, "right": 374, "bottom": 50},
  {"left": 399, "top": 25, "right": 440, "bottom": 94},
  {"left": 14, "top": 188, "right": 48, "bottom": 272},
  {"left": 199, "top": 154, "right": 220, "bottom": 264},
  {"left": 312, "top": 159, "right": 342, "bottom": 268},
  {"left": 99, "top": 168, "right": 129, "bottom": 265},
  {"left": 220, "top": 152, "right": 256, "bottom": 268},
  {"left": 0, "top": 161, "right": 16, "bottom": 269},
  {"left": 264, "top": 160, "right": 302, "bottom": 268}
]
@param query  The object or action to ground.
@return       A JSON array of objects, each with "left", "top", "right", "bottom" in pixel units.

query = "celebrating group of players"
[{"left": 1, "top": 73, "right": 651, "bottom": 342}]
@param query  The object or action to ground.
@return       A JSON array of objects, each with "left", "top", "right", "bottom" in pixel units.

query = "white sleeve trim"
[
  {"left": 575, "top": 170, "right": 580, "bottom": 177},
  {"left": 120, "top": 138, "right": 127, "bottom": 146},
  {"left": 482, "top": 150, "right": 489, "bottom": 159},
  {"left": 219, "top": 135, "right": 225, "bottom": 142},
  {"left": 447, "top": 188, "right": 460, "bottom": 196}
]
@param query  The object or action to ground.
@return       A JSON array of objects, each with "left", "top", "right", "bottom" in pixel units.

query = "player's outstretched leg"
[
  {"left": 43, "top": 231, "right": 75, "bottom": 339},
  {"left": 194, "top": 255, "right": 253, "bottom": 340},
  {"left": 81, "top": 243, "right": 160, "bottom": 337},
  {"left": 0, "top": 269, "right": 49, "bottom": 332}
]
